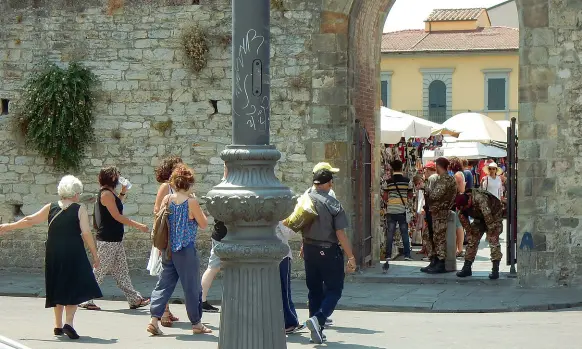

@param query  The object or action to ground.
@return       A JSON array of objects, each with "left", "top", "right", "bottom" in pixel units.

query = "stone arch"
[{"left": 316, "top": 0, "right": 582, "bottom": 286}]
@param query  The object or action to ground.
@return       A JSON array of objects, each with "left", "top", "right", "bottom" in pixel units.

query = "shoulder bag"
[{"left": 152, "top": 195, "right": 172, "bottom": 258}]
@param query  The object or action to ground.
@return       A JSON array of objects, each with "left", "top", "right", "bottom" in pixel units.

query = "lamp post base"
[
  {"left": 205, "top": 145, "right": 295, "bottom": 349},
  {"left": 216, "top": 242, "right": 288, "bottom": 349}
]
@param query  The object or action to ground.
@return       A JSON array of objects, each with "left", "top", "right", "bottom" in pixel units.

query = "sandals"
[
  {"left": 130, "top": 298, "right": 151, "bottom": 310},
  {"left": 147, "top": 323, "right": 164, "bottom": 336},
  {"left": 192, "top": 323, "right": 212, "bottom": 334},
  {"left": 161, "top": 311, "right": 173, "bottom": 328},
  {"left": 79, "top": 302, "right": 101, "bottom": 311},
  {"left": 168, "top": 310, "right": 179, "bottom": 322},
  {"left": 456, "top": 251, "right": 465, "bottom": 258}
]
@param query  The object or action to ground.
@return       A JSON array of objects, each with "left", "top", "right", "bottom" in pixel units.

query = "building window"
[
  {"left": 380, "top": 71, "right": 392, "bottom": 108},
  {"left": 483, "top": 69, "right": 511, "bottom": 112},
  {"left": 420, "top": 68, "right": 454, "bottom": 123},
  {"left": 428, "top": 80, "right": 447, "bottom": 123}
]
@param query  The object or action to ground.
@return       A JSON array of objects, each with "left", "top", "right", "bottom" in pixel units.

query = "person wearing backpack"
[
  {"left": 147, "top": 164, "right": 211, "bottom": 336},
  {"left": 381, "top": 160, "right": 412, "bottom": 273}
]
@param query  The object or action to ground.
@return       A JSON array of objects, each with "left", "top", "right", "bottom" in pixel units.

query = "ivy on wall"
[{"left": 15, "top": 62, "right": 98, "bottom": 171}]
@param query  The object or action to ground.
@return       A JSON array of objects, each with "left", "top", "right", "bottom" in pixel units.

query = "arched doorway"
[
  {"left": 428, "top": 80, "right": 447, "bottom": 123},
  {"left": 314, "top": 0, "right": 582, "bottom": 287}
]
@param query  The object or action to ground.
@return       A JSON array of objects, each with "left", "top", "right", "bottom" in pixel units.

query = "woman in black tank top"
[
  {"left": 0, "top": 175, "right": 101, "bottom": 339},
  {"left": 79, "top": 166, "right": 151, "bottom": 311}
]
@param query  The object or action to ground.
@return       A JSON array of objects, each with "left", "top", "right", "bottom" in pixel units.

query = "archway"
[{"left": 316, "top": 0, "right": 579, "bottom": 286}]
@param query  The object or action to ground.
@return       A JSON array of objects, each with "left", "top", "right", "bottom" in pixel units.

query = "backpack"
[{"left": 152, "top": 195, "right": 172, "bottom": 256}]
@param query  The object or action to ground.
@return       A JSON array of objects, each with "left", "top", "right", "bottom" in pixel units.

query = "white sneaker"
[
  {"left": 306, "top": 316, "right": 323, "bottom": 344},
  {"left": 404, "top": 256, "right": 413, "bottom": 261},
  {"left": 325, "top": 318, "right": 333, "bottom": 326}
]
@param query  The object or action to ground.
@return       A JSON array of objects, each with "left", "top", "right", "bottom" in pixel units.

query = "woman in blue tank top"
[{"left": 147, "top": 164, "right": 211, "bottom": 336}]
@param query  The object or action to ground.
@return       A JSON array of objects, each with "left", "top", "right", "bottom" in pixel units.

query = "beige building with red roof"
[{"left": 380, "top": 7, "right": 519, "bottom": 123}]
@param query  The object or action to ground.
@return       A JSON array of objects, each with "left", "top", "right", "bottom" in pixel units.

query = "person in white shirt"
[{"left": 480, "top": 162, "right": 503, "bottom": 200}]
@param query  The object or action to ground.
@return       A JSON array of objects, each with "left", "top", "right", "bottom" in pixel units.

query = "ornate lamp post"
[{"left": 204, "top": 0, "right": 295, "bottom": 348}]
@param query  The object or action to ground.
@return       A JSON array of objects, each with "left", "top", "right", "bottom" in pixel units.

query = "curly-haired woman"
[
  {"left": 147, "top": 155, "right": 183, "bottom": 327},
  {"left": 80, "top": 166, "right": 150, "bottom": 311},
  {"left": 147, "top": 165, "right": 211, "bottom": 336},
  {"left": 0, "top": 175, "right": 102, "bottom": 339}
]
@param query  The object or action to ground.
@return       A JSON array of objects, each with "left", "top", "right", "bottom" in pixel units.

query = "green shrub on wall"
[{"left": 16, "top": 62, "right": 98, "bottom": 171}]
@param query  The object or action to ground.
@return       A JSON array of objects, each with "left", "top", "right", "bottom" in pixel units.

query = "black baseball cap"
[{"left": 313, "top": 169, "right": 334, "bottom": 185}]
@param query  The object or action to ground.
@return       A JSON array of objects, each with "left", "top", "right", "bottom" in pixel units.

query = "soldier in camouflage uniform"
[
  {"left": 419, "top": 157, "right": 457, "bottom": 274},
  {"left": 454, "top": 188, "right": 504, "bottom": 279}
]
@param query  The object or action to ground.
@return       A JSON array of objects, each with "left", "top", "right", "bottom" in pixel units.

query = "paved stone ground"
[
  {"left": 356, "top": 232, "right": 515, "bottom": 284},
  {"left": 1, "top": 266, "right": 582, "bottom": 313},
  {"left": 2, "top": 297, "right": 582, "bottom": 349}
]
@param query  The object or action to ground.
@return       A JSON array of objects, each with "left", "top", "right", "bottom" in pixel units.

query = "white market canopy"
[
  {"left": 496, "top": 120, "right": 518, "bottom": 138},
  {"left": 442, "top": 112, "right": 507, "bottom": 143},
  {"left": 423, "top": 137, "right": 507, "bottom": 160},
  {"left": 380, "top": 108, "right": 434, "bottom": 144}
]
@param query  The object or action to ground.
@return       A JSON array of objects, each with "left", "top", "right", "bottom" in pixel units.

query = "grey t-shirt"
[{"left": 302, "top": 188, "right": 349, "bottom": 246}]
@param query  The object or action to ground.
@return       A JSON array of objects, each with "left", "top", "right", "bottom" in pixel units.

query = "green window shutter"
[
  {"left": 488, "top": 78, "right": 506, "bottom": 111},
  {"left": 381, "top": 80, "right": 388, "bottom": 107}
]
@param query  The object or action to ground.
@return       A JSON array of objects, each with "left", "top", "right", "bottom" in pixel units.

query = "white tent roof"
[
  {"left": 442, "top": 112, "right": 507, "bottom": 143},
  {"left": 380, "top": 108, "right": 433, "bottom": 144},
  {"left": 496, "top": 120, "right": 518, "bottom": 138},
  {"left": 423, "top": 137, "right": 507, "bottom": 160}
]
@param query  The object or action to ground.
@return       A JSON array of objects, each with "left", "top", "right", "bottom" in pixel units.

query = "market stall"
[
  {"left": 442, "top": 112, "right": 507, "bottom": 143},
  {"left": 379, "top": 108, "right": 446, "bottom": 258},
  {"left": 423, "top": 137, "right": 507, "bottom": 160}
]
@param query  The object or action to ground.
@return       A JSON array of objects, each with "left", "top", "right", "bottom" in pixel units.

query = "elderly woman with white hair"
[{"left": 0, "top": 175, "right": 102, "bottom": 340}]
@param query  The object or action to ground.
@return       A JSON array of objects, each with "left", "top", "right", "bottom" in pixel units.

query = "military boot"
[
  {"left": 456, "top": 260, "right": 473, "bottom": 277},
  {"left": 489, "top": 260, "right": 500, "bottom": 280},
  {"left": 420, "top": 257, "right": 436, "bottom": 273},
  {"left": 426, "top": 258, "right": 446, "bottom": 274}
]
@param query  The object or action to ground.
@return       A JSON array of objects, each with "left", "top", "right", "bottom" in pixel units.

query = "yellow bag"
[{"left": 284, "top": 193, "right": 318, "bottom": 233}]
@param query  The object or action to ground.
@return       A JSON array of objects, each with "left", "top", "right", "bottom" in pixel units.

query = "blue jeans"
[
  {"left": 304, "top": 244, "right": 344, "bottom": 328},
  {"left": 150, "top": 244, "right": 203, "bottom": 325},
  {"left": 385, "top": 213, "right": 411, "bottom": 258},
  {"left": 279, "top": 257, "right": 299, "bottom": 328}
]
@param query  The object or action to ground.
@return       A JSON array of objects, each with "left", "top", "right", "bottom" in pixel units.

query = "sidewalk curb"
[{"left": 2, "top": 291, "right": 581, "bottom": 314}]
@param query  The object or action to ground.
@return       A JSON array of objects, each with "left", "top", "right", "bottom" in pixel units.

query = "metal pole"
[
  {"left": 509, "top": 117, "right": 517, "bottom": 277},
  {"left": 204, "top": 1, "right": 294, "bottom": 348}
]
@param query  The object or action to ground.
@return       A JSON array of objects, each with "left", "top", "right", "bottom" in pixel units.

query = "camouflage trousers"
[
  {"left": 465, "top": 218, "right": 503, "bottom": 262},
  {"left": 430, "top": 210, "right": 449, "bottom": 260},
  {"left": 423, "top": 210, "right": 434, "bottom": 257}
]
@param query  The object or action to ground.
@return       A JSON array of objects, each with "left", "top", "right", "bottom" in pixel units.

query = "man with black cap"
[
  {"left": 419, "top": 157, "right": 457, "bottom": 273},
  {"left": 300, "top": 168, "right": 356, "bottom": 344},
  {"left": 454, "top": 188, "right": 503, "bottom": 279}
]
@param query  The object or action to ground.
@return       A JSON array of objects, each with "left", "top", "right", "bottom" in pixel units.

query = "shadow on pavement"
[
  {"left": 330, "top": 326, "right": 383, "bottom": 335},
  {"left": 286, "top": 336, "right": 384, "bottom": 349},
  {"left": 98, "top": 308, "right": 150, "bottom": 316},
  {"left": 172, "top": 334, "right": 219, "bottom": 343},
  {"left": 22, "top": 336, "right": 118, "bottom": 345}
]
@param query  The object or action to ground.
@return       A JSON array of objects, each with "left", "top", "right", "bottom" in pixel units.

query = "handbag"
[
  {"left": 284, "top": 192, "right": 318, "bottom": 233},
  {"left": 152, "top": 195, "right": 172, "bottom": 258}
]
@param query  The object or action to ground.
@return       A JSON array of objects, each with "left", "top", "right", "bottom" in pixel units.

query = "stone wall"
[
  {"left": 0, "top": 0, "right": 328, "bottom": 275},
  {"left": 515, "top": 0, "right": 582, "bottom": 287},
  {"left": 4, "top": 0, "right": 582, "bottom": 288}
]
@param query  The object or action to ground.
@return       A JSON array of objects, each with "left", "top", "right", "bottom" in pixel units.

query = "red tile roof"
[
  {"left": 426, "top": 8, "right": 486, "bottom": 22},
  {"left": 381, "top": 27, "right": 519, "bottom": 53}
]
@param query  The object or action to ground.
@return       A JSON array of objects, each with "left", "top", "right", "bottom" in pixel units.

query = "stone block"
[{"left": 320, "top": 11, "right": 349, "bottom": 34}]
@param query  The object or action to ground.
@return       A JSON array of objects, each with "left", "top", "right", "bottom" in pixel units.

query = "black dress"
[{"left": 45, "top": 202, "right": 103, "bottom": 308}]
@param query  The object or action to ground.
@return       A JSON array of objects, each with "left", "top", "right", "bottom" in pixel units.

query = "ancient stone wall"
[
  {"left": 515, "top": 0, "right": 582, "bottom": 287},
  {"left": 0, "top": 0, "right": 331, "bottom": 275}
]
